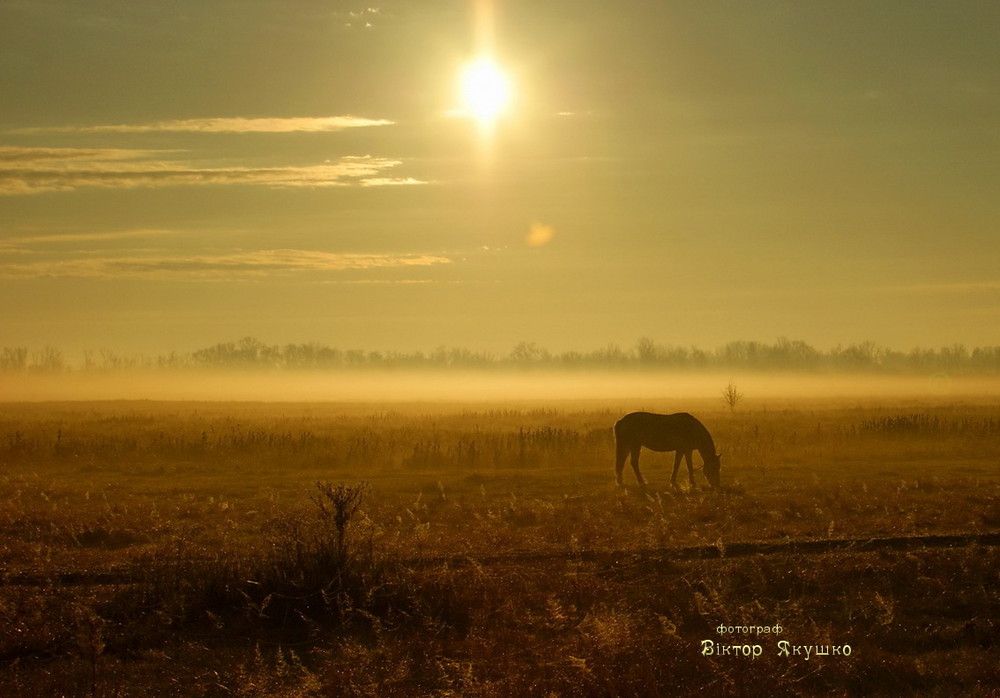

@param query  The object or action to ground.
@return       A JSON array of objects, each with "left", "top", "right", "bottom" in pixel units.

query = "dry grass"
[{"left": 1, "top": 396, "right": 998, "bottom": 696}]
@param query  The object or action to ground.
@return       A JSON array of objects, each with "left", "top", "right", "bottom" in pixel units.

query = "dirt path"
[
  {"left": 4, "top": 531, "right": 999, "bottom": 587},
  {"left": 423, "top": 530, "right": 1000, "bottom": 568}
]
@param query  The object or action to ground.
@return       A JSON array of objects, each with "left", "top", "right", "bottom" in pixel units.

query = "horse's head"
[{"left": 704, "top": 452, "right": 722, "bottom": 488}]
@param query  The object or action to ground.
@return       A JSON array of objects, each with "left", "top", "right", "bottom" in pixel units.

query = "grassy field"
[{"left": 1, "top": 392, "right": 998, "bottom": 696}]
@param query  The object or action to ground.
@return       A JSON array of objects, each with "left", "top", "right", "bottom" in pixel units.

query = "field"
[{"left": 1, "top": 390, "right": 999, "bottom": 696}]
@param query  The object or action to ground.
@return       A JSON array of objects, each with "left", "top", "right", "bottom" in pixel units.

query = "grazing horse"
[{"left": 614, "top": 412, "right": 721, "bottom": 489}]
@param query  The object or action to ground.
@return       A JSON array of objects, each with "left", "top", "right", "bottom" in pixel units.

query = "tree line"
[{"left": 2, "top": 337, "right": 999, "bottom": 374}]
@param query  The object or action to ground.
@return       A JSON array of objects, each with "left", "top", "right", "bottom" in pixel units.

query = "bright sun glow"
[{"left": 460, "top": 57, "right": 511, "bottom": 124}]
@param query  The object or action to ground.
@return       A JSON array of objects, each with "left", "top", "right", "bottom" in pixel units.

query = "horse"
[{"left": 614, "top": 412, "right": 721, "bottom": 489}]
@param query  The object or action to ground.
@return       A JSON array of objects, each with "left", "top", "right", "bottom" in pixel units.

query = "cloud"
[
  {"left": 11, "top": 116, "right": 394, "bottom": 134},
  {"left": 340, "top": 6, "right": 381, "bottom": 29},
  {"left": 0, "top": 146, "right": 168, "bottom": 164},
  {"left": 1, "top": 228, "right": 171, "bottom": 248},
  {"left": 359, "top": 177, "right": 429, "bottom": 187},
  {"left": 886, "top": 281, "right": 1000, "bottom": 295},
  {"left": 0, "top": 248, "right": 452, "bottom": 281},
  {"left": 0, "top": 148, "right": 425, "bottom": 195}
]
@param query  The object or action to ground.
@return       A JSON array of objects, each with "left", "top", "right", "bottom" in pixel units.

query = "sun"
[{"left": 460, "top": 57, "right": 511, "bottom": 124}]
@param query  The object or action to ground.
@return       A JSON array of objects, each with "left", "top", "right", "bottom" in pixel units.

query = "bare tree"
[{"left": 722, "top": 380, "right": 743, "bottom": 413}]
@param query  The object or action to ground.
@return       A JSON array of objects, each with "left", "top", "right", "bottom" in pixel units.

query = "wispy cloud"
[
  {"left": 0, "top": 146, "right": 169, "bottom": 164},
  {"left": 886, "top": 281, "right": 1000, "bottom": 295},
  {"left": 359, "top": 177, "right": 429, "bottom": 187},
  {"left": 1, "top": 228, "right": 171, "bottom": 248},
  {"left": 0, "top": 248, "right": 452, "bottom": 281},
  {"left": 0, "top": 148, "right": 425, "bottom": 195},
  {"left": 11, "top": 116, "right": 394, "bottom": 135},
  {"left": 339, "top": 6, "right": 381, "bottom": 29}
]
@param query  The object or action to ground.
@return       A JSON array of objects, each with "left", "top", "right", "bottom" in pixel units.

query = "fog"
[{"left": 2, "top": 369, "right": 997, "bottom": 405}]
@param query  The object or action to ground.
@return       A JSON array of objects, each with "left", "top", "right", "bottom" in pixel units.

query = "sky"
[{"left": 2, "top": 0, "right": 999, "bottom": 359}]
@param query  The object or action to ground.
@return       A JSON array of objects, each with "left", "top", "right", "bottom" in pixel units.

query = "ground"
[{"left": 1, "top": 393, "right": 998, "bottom": 696}]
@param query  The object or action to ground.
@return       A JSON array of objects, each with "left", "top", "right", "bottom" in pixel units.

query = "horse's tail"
[
  {"left": 614, "top": 422, "right": 631, "bottom": 482},
  {"left": 614, "top": 433, "right": 628, "bottom": 461}
]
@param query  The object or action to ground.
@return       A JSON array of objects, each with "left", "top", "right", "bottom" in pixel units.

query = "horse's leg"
[
  {"left": 685, "top": 451, "right": 696, "bottom": 489},
  {"left": 671, "top": 451, "right": 683, "bottom": 490},
  {"left": 630, "top": 447, "right": 646, "bottom": 487}
]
